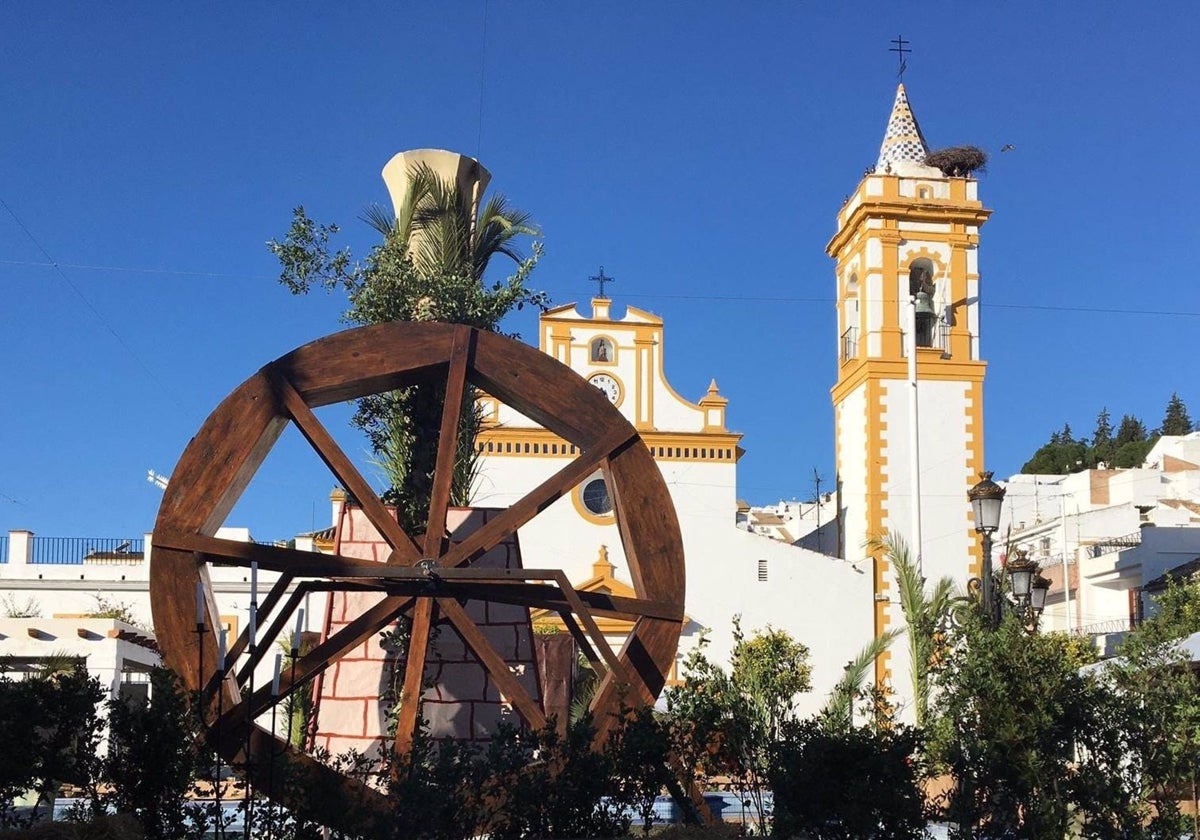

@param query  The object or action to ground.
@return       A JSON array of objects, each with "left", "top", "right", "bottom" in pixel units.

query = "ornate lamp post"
[
  {"left": 968, "top": 471, "right": 1051, "bottom": 631},
  {"left": 969, "top": 471, "right": 1006, "bottom": 627}
]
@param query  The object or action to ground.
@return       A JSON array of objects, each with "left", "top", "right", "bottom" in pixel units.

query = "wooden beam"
[
  {"left": 269, "top": 369, "right": 422, "bottom": 565},
  {"left": 424, "top": 325, "right": 473, "bottom": 559},
  {"left": 437, "top": 598, "right": 547, "bottom": 731}
]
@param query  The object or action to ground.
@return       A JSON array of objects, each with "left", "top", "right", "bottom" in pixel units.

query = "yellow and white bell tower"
[{"left": 828, "top": 84, "right": 992, "bottom": 688}]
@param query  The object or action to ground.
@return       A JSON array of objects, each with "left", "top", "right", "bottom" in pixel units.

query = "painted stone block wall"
[{"left": 312, "top": 505, "right": 541, "bottom": 759}]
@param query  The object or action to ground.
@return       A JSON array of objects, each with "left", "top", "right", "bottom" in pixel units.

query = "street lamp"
[
  {"left": 969, "top": 472, "right": 1051, "bottom": 631},
  {"left": 969, "top": 471, "right": 1006, "bottom": 626}
]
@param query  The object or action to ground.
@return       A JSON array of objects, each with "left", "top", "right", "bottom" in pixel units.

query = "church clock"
[{"left": 587, "top": 373, "right": 622, "bottom": 406}]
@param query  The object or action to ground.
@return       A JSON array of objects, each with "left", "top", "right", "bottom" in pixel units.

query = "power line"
[
  {"left": 0, "top": 199, "right": 183, "bottom": 408},
  {"left": 2, "top": 256, "right": 1199, "bottom": 319}
]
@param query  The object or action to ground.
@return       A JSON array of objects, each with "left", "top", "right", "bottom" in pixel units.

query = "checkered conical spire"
[{"left": 875, "top": 84, "right": 929, "bottom": 173}]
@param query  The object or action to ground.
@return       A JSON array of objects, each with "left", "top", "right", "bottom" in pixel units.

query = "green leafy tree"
[
  {"left": 1115, "top": 413, "right": 1148, "bottom": 444},
  {"left": 93, "top": 669, "right": 211, "bottom": 840},
  {"left": 770, "top": 719, "right": 928, "bottom": 840},
  {"left": 1160, "top": 392, "right": 1194, "bottom": 436},
  {"left": 666, "top": 619, "right": 810, "bottom": 834},
  {"left": 269, "top": 161, "right": 546, "bottom": 532},
  {"left": 1021, "top": 425, "right": 1090, "bottom": 474},
  {"left": 1112, "top": 412, "right": 1156, "bottom": 468},
  {"left": 930, "top": 610, "right": 1135, "bottom": 839},
  {"left": 0, "top": 663, "right": 104, "bottom": 828},
  {"left": 1105, "top": 577, "right": 1200, "bottom": 837}
]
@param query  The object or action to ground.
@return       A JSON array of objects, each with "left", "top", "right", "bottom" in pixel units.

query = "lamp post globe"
[
  {"left": 969, "top": 471, "right": 1006, "bottom": 534},
  {"left": 1007, "top": 550, "right": 1037, "bottom": 601},
  {"left": 969, "top": 471, "right": 1007, "bottom": 627}
]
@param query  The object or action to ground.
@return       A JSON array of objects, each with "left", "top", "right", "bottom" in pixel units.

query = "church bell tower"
[{"left": 828, "top": 84, "right": 992, "bottom": 689}]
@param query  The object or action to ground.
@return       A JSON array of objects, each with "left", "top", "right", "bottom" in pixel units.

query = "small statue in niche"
[{"left": 591, "top": 338, "right": 612, "bottom": 363}]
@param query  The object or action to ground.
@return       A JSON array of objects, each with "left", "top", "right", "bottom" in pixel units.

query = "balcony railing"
[
  {"left": 1071, "top": 617, "right": 1138, "bottom": 637},
  {"left": 1088, "top": 531, "right": 1142, "bottom": 558},
  {"left": 840, "top": 327, "right": 858, "bottom": 362},
  {"left": 901, "top": 321, "right": 951, "bottom": 357},
  {"left": 29, "top": 536, "right": 145, "bottom": 565}
]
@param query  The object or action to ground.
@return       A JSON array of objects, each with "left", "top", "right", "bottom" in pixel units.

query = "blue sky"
[{"left": 2, "top": 3, "right": 1198, "bottom": 541}]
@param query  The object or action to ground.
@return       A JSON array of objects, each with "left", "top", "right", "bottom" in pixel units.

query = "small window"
[
  {"left": 581, "top": 478, "right": 613, "bottom": 516},
  {"left": 758, "top": 559, "right": 768, "bottom": 582}
]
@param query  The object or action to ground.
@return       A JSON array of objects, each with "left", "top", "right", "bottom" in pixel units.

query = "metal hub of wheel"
[{"left": 149, "top": 322, "right": 685, "bottom": 822}]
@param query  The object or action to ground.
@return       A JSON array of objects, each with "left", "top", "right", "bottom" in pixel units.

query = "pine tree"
[
  {"left": 1160, "top": 393, "right": 1194, "bottom": 436},
  {"left": 1089, "top": 408, "right": 1115, "bottom": 468},
  {"left": 1113, "top": 414, "right": 1154, "bottom": 468},
  {"left": 1092, "top": 408, "right": 1113, "bottom": 448},
  {"left": 1115, "top": 414, "right": 1147, "bottom": 445}
]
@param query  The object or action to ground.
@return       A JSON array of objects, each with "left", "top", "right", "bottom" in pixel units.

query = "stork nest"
[{"left": 924, "top": 146, "right": 988, "bottom": 177}]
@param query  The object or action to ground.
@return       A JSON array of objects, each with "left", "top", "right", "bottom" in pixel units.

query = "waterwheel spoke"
[
  {"left": 549, "top": 572, "right": 627, "bottom": 681},
  {"left": 437, "top": 598, "right": 547, "bottom": 731},
  {"left": 555, "top": 610, "right": 607, "bottom": 681},
  {"left": 400, "top": 577, "right": 682, "bottom": 622},
  {"left": 393, "top": 598, "right": 436, "bottom": 758},
  {"left": 230, "top": 593, "right": 413, "bottom": 723},
  {"left": 155, "top": 531, "right": 383, "bottom": 579},
  {"left": 424, "top": 325, "right": 473, "bottom": 560},
  {"left": 440, "top": 423, "right": 639, "bottom": 570},
  {"left": 268, "top": 368, "right": 422, "bottom": 565},
  {"left": 231, "top": 573, "right": 296, "bottom": 684}
]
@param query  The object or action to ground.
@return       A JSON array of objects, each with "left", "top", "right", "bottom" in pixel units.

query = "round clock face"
[{"left": 588, "top": 373, "right": 621, "bottom": 405}]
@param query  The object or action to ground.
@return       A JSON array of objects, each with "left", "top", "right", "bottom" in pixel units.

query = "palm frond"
[
  {"left": 360, "top": 203, "right": 398, "bottom": 237},
  {"left": 868, "top": 529, "right": 957, "bottom": 727},
  {"left": 821, "top": 629, "right": 899, "bottom": 732}
]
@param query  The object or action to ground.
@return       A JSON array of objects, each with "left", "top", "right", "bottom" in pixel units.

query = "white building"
[
  {"left": 0, "top": 525, "right": 326, "bottom": 703},
  {"left": 999, "top": 432, "right": 1200, "bottom": 650},
  {"left": 472, "top": 296, "right": 874, "bottom": 714}
]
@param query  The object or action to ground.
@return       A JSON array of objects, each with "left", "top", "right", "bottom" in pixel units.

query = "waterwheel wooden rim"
[{"left": 149, "top": 322, "right": 685, "bottom": 824}]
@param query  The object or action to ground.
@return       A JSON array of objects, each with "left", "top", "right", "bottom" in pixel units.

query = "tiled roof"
[{"left": 876, "top": 84, "right": 930, "bottom": 173}]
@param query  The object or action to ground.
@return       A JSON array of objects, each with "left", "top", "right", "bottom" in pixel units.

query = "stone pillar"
[{"left": 8, "top": 530, "right": 33, "bottom": 565}]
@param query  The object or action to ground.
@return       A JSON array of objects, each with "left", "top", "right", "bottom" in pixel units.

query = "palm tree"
[
  {"left": 868, "top": 531, "right": 956, "bottom": 728},
  {"left": 821, "top": 630, "right": 899, "bottom": 732},
  {"left": 363, "top": 162, "right": 537, "bottom": 282},
  {"left": 355, "top": 161, "right": 542, "bottom": 525}
]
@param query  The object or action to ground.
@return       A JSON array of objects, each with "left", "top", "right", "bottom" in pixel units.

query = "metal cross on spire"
[
  {"left": 590, "top": 266, "right": 615, "bottom": 299},
  {"left": 889, "top": 35, "right": 911, "bottom": 81}
]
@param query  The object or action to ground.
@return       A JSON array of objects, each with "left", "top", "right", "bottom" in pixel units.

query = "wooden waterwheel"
[{"left": 149, "top": 322, "right": 685, "bottom": 823}]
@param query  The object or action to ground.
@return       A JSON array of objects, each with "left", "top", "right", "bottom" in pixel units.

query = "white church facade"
[{"left": 472, "top": 298, "right": 874, "bottom": 712}]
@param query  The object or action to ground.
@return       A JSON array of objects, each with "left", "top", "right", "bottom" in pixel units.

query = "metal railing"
[
  {"left": 1089, "top": 531, "right": 1142, "bottom": 558},
  {"left": 1071, "top": 618, "right": 1138, "bottom": 637},
  {"left": 900, "top": 321, "right": 951, "bottom": 357},
  {"left": 840, "top": 326, "right": 858, "bottom": 361},
  {"left": 29, "top": 536, "right": 145, "bottom": 565}
]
